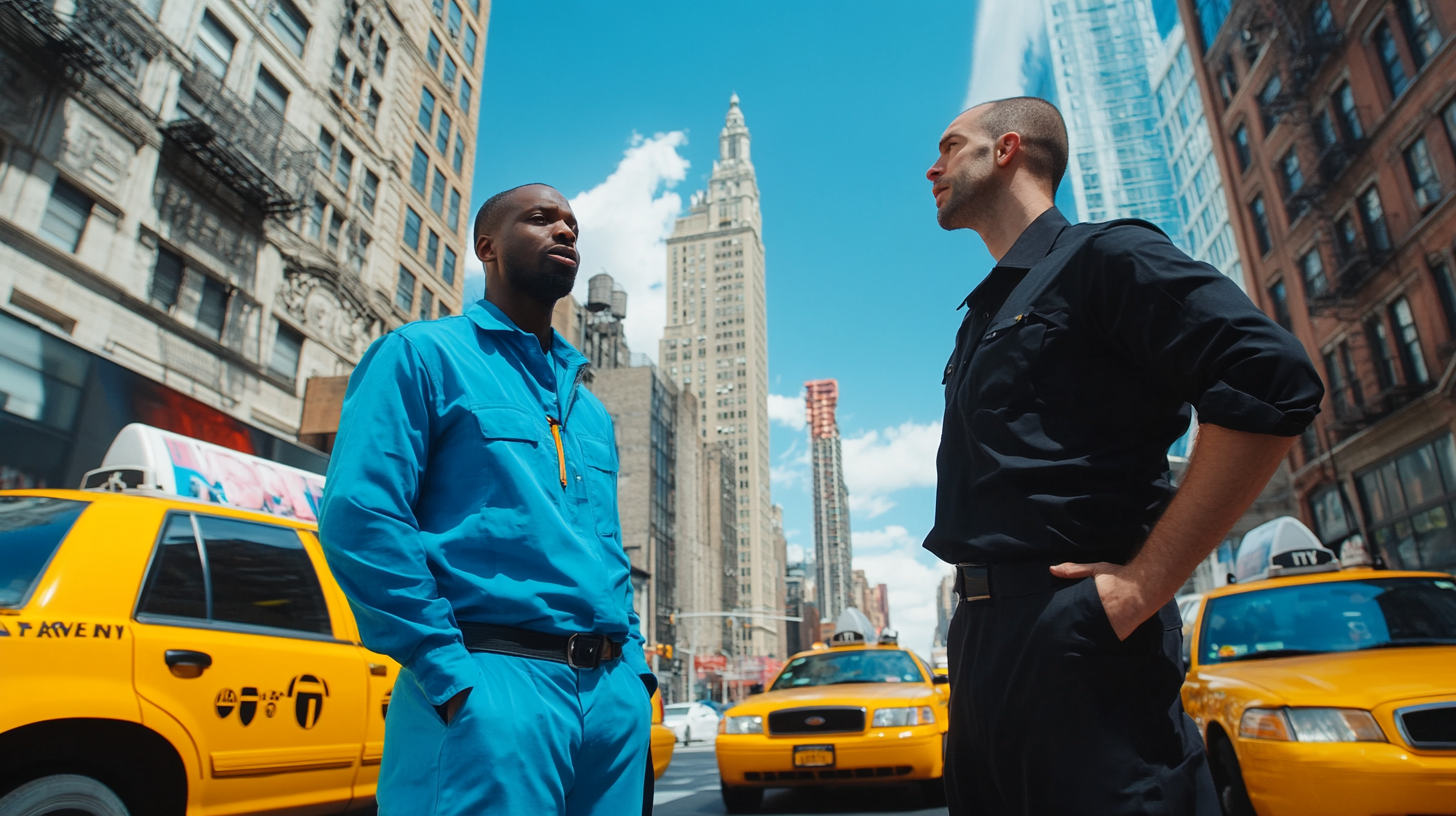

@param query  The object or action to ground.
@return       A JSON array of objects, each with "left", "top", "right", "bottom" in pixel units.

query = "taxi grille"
[
  {"left": 1396, "top": 702, "right": 1456, "bottom": 749},
  {"left": 745, "top": 766, "right": 913, "bottom": 782},
  {"left": 767, "top": 706, "right": 865, "bottom": 735}
]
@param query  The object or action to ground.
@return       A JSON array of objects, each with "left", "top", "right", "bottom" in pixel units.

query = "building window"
[
  {"left": 1374, "top": 22, "right": 1410, "bottom": 98},
  {"left": 448, "top": 188, "right": 460, "bottom": 232},
  {"left": 332, "top": 50, "right": 348, "bottom": 87},
  {"left": 150, "top": 247, "right": 185, "bottom": 310},
  {"left": 460, "top": 79, "right": 472, "bottom": 113},
  {"left": 39, "top": 179, "right": 93, "bottom": 252},
  {"left": 268, "top": 321, "right": 304, "bottom": 380},
  {"left": 442, "top": 55, "right": 457, "bottom": 92},
  {"left": 195, "top": 275, "right": 229, "bottom": 340},
  {"left": 1334, "top": 82, "right": 1363, "bottom": 141},
  {"left": 1397, "top": 0, "right": 1443, "bottom": 69},
  {"left": 432, "top": 0, "right": 443, "bottom": 18},
  {"left": 447, "top": 0, "right": 462, "bottom": 40},
  {"left": 1250, "top": 195, "right": 1272, "bottom": 255},
  {"left": 1268, "top": 279, "right": 1292, "bottom": 330},
  {"left": 438, "top": 303, "right": 451, "bottom": 317},
  {"left": 436, "top": 111, "right": 452, "bottom": 153},
  {"left": 426, "top": 230, "right": 439, "bottom": 268},
  {"left": 1324, "top": 343, "right": 1363, "bottom": 420},
  {"left": 374, "top": 38, "right": 388, "bottom": 75},
  {"left": 1301, "top": 248, "right": 1327, "bottom": 296},
  {"left": 453, "top": 135, "right": 465, "bottom": 173},
  {"left": 1444, "top": 100, "right": 1456, "bottom": 156},
  {"left": 1390, "top": 297, "right": 1430, "bottom": 385},
  {"left": 361, "top": 169, "right": 379, "bottom": 214},
  {"left": 317, "top": 127, "right": 334, "bottom": 172},
  {"left": 192, "top": 11, "right": 236, "bottom": 78},
  {"left": 419, "top": 287, "right": 434, "bottom": 321},
  {"left": 442, "top": 246, "right": 457, "bottom": 286},
  {"left": 253, "top": 68, "right": 289, "bottom": 118},
  {"left": 1335, "top": 212, "right": 1358, "bottom": 261},
  {"left": 1258, "top": 74, "right": 1282, "bottom": 134},
  {"left": 1312, "top": 0, "right": 1336, "bottom": 35},
  {"left": 1431, "top": 259, "right": 1456, "bottom": 336},
  {"left": 305, "top": 195, "right": 325, "bottom": 240},
  {"left": 430, "top": 169, "right": 446, "bottom": 214},
  {"left": 326, "top": 212, "right": 343, "bottom": 252},
  {"left": 411, "top": 145, "right": 429, "bottom": 194},
  {"left": 365, "top": 90, "right": 382, "bottom": 129},
  {"left": 1281, "top": 148, "right": 1307, "bottom": 218},
  {"left": 1356, "top": 433, "right": 1456, "bottom": 572},
  {"left": 348, "top": 229, "right": 370, "bottom": 273},
  {"left": 418, "top": 87, "right": 436, "bottom": 132},
  {"left": 1367, "top": 316, "right": 1398, "bottom": 388},
  {"left": 466, "top": 0, "right": 478, "bottom": 15},
  {"left": 1308, "top": 483, "right": 1353, "bottom": 547},
  {"left": 426, "top": 31, "right": 441, "bottom": 68},
  {"left": 267, "top": 0, "right": 309, "bottom": 57},
  {"left": 1232, "top": 123, "right": 1251, "bottom": 171},
  {"left": 1404, "top": 137, "right": 1440, "bottom": 210},
  {"left": 403, "top": 207, "right": 422, "bottom": 251},
  {"left": 335, "top": 146, "right": 353, "bottom": 191},
  {"left": 1358, "top": 186, "right": 1391, "bottom": 254},
  {"left": 396, "top": 266, "right": 416, "bottom": 312},
  {"left": 1314, "top": 108, "right": 1339, "bottom": 150},
  {"left": 1217, "top": 52, "right": 1237, "bottom": 102},
  {"left": 1301, "top": 425, "right": 1321, "bottom": 462},
  {"left": 463, "top": 25, "right": 477, "bottom": 66}
]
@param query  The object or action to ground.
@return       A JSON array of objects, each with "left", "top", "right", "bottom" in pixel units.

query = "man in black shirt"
[{"left": 923, "top": 97, "right": 1324, "bottom": 814}]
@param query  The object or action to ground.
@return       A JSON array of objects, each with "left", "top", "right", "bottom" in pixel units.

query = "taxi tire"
[
  {"left": 1210, "top": 737, "right": 1256, "bottom": 816},
  {"left": 720, "top": 785, "right": 763, "bottom": 813},
  {"left": 0, "top": 774, "right": 130, "bottom": 816}
]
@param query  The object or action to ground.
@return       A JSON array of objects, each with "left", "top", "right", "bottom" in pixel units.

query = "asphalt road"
[{"left": 652, "top": 742, "right": 949, "bottom": 816}]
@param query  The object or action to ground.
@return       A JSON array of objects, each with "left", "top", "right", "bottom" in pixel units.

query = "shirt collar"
[
  {"left": 464, "top": 299, "right": 588, "bottom": 369},
  {"left": 995, "top": 206, "right": 1070, "bottom": 270}
]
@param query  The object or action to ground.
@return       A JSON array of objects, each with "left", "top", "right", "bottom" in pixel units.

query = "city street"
[{"left": 654, "top": 746, "right": 948, "bottom": 815}]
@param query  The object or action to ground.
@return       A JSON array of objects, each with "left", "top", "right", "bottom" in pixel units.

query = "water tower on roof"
[{"left": 583, "top": 272, "right": 630, "bottom": 370}]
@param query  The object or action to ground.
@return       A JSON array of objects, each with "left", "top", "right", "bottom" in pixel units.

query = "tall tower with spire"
[{"left": 659, "top": 95, "right": 779, "bottom": 658}]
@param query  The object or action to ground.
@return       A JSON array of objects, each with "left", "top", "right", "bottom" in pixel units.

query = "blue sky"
[{"left": 468, "top": 1, "right": 1058, "bottom": 653}]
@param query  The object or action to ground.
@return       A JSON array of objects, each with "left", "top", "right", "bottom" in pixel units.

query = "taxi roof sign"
[
  {"left": 1233, "top": 515, "right": 1339, "bottom": 583},
  {"left": 80, "top": 423, "right": 326, "bottom": 522},
  {"left": 829, "top": 607, "right": 877, "bottom": 647}
]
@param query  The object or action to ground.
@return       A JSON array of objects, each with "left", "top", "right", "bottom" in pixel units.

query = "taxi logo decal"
[
  {"left": 8, "top": 621, "right": 126, "bottom": 639},
  {"left": 215, "top": 688, "right": 237, "bottom": 718},
  {"left": 288, "top": 674, "right": 329, "bottom": 729},
  {"left": 239, "top": 687, "right": 259, "bottom": 726},
  {"left": 805, "top": 716, "right": 826, "bottom": 726},
  {"left": 381, "top": 689, "right": 392, "bottom": 720},
  {"left": 0, "top": 622, "right": 9, "bottom": 636}
]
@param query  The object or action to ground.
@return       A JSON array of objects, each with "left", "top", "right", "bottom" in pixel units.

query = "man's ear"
[
  {"left": 475, "top": 233, "right": 495, "bottom": 266},
  {"left": 995, "top": 132, "right": 1023, "bottom": 168}
]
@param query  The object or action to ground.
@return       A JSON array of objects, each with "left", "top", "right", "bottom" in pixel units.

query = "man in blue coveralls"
[{"left": 319, "top": 184, "right": 654, "bottom": 814}]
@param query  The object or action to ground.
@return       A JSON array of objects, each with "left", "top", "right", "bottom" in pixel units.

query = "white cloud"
[
  {"left": 851, "top": 525, "right": 953, "bottom": 656},
  {"left": 770, "top": 439, "right": 810, "bottom": 492},
  {"left": 461, "top": 132, "right": 689, "bottom": 360},
  {"left": 964, "top": 0, "right": 1046, "bottom": 107},
  {"left": 767, "top": 393, "right": 806, "bottom": 431},
  {"left": 840, "top": 421, "right": 941, "bottom": 518},
  {"left": 568, "top": 132, "right": 689, "bottom": 359}
]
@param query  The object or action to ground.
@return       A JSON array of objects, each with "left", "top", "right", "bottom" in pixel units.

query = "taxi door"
[{"left": 130, "top": 512, "right": 367, "bottom": 816}]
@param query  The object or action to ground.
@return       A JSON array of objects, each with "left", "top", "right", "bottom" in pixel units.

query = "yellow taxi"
[
  {"left": 714, "top": 609, "right": 949, "bottom": 813},
  {"left": 0, "top": 424, "right": 664, "bottom": 815},
  {"left": 651, "top": 689, "right": 677, "bottom": 780},
  {"left": 1181, "top": 517, "right": 1456, "bottom": 816}
]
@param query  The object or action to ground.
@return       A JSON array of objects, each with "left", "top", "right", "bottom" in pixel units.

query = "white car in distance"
[{"left": 663, "top": 701, "right": 720, "bottom": 745}]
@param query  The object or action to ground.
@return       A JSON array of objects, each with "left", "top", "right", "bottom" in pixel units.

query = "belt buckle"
[
  {"left": 958, "top": 564, "right": 991, "bottom": 602},
  {"left": 566, "top": 633, "right": 605, "bottom": 669}
]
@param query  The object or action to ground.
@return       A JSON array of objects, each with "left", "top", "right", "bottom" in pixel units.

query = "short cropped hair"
[
  {"left": 473, "top": 183, "right": 553, "bottom": 242},
  {"left": 975, "top": 97, "right": 1069, "bottom": 195}
]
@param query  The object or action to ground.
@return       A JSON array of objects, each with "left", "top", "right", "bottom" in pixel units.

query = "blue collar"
[{"left": 465, "top": 299, "right": 588, "bottom": 370}]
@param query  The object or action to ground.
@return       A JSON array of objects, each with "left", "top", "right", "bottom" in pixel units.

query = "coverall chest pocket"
[
  {"left": 578, "top": 434, "right": 620, "bottom": 537},
  {"left": 470, "top": 406, "right": 542, "bottom": 502},
  {"left": 965, "top": 313, "right": 1048, "bottom": 409}
]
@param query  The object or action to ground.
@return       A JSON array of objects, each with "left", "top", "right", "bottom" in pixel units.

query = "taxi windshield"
[
  {"left": 0, "top": 496, "right": 89, "bottom": 608},
  {"left": 770, "top": 650, "right": 925, "bottom": 690},
  {"left": 1199, "top": 577, "right": 1456, "bottom": 664}
]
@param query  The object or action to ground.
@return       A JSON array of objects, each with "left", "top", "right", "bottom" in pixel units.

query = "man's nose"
[
  {"left": 553, "top": 221, "right": 576, "bottom": 244},
  {"left": 926, "top": 162, "right": 943, "bottom": 182}
]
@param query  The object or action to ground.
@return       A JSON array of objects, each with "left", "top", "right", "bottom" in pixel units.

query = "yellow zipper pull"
[{"left": 547, "top": 416, "right": 567, "bottom": 488}]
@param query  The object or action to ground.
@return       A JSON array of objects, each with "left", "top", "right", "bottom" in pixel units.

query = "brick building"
[{"left": 1176, "top": 0, "right": 1456, "bottom": 573}]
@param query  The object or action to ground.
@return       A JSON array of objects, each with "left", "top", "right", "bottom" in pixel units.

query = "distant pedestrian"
[
  {"left": 922, "top": 98, "right": 1324, "bottom": 814},
  {"left": 320, "top": 184, "right": 655, "bottom": 815}
]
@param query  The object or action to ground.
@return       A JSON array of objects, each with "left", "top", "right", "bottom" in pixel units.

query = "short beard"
[
  {"left": 936, "top": 147, "right": 995, "bottom": 231},
  {"left": 501, "top": 249, "right": 577, "bottom": 303}
]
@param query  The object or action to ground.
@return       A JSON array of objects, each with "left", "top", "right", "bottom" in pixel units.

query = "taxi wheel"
[
  {"left": 1210, "top": 738, "right": 1256, "bottom": 816},
  {"left": 0, "top": 774, "right": 131, "bottom": 816},
  {"left": 720, "top": 785, "right": 763, "bottom": 813}
]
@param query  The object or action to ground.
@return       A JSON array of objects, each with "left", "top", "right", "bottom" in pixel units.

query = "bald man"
[
  {"left": 320, "top": 185, "right": 654, "bottom": 815},
  {"left": 923, "top": 98, "right": 1323, "bottom": 814}
]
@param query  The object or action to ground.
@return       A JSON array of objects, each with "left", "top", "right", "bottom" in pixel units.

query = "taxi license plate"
[{"left": 793, "top": 745, "right": 835, "bottom": 768}]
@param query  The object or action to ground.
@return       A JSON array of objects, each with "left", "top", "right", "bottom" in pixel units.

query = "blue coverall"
[{"left": 318, "top": 300, "right": 653, "bottom": 815}]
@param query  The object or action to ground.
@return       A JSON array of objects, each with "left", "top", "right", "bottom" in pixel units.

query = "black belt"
[
  {"left": 953, "top": 561, "right": 1068, "bottom": 602},
  {"left": 458, "top": 622, "right": 624, "bottom": 669}
]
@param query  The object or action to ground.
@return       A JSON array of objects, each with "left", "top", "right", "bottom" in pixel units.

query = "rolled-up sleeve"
[
  {"left": 1085, "top": 225, "right": 1325, "bottom": 436},
  {"left": 319, "top": 333, "right": 482, "bottom": 705}
]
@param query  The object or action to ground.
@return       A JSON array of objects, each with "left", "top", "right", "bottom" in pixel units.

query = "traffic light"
[{"left": 654, "top": 643, "right": 674, "bottom": 660}]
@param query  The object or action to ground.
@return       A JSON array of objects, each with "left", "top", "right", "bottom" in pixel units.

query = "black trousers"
[{"left": 944, "top": 570, "right": 1220, "bottom": 815}]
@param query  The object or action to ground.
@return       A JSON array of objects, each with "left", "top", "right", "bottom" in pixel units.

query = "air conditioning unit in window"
[{"left": 1414, "top": 184, "right": 1441, "bottom": 210}]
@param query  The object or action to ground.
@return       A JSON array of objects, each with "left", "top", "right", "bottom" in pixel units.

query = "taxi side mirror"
[
  {"left": 748, "top": 683, "right": 764, "bottom": 695},
  {"left": 932, "top": 674, "right": 950, "bottom": 685}
]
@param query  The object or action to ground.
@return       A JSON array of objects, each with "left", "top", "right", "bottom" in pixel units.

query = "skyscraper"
[
  {"left": 1043, "top": 0, "right": 1182, "bottom": 235},
  {"left": 659, "top": 95, "right": 778, "bottom": 657},
  {"left": 805, "top": 378, "right": 853, "bottom": 621}
]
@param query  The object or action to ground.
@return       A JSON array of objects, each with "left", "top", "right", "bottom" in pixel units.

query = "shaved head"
[
  {"left": 970, "top": 97, "right": 1068, "bottom": 195},
  {"left": 474, "top": 183, "right": 555, "bottom": 243}
]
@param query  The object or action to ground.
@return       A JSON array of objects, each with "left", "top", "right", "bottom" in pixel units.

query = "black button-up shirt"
[{"left": 924, "top": 208, "right": 1324, "bottom": 566}]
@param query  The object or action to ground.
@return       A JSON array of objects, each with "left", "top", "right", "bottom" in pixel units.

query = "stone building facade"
[
  {"left": 0, "top": 0, "right": 485, "bottom": 479},
  {"left": 1177, "top": 0, "right": 1456, "bottom": 574}
]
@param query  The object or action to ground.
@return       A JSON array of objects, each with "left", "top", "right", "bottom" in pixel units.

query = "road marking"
[{"left": 653, "top": 791, "right": 697, "bottom": 805}]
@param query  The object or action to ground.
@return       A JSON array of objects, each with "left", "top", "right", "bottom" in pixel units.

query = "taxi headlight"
[
  {"left": 723, "top": 715, "right": 763, "bottom": 735},
  {"left": 872, "top": 706, "right": 935, "bottom": 727},
  {"left": 1239, "top": 707, "right": 1385, "bottom": 742}
]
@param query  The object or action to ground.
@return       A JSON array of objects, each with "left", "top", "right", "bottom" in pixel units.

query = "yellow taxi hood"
[
  {"left": 1204, "top": 646, "right": 1456, "bottom": 708},
  {"left": 729, "top": 683, "right": 934, "bottom": 715}
]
